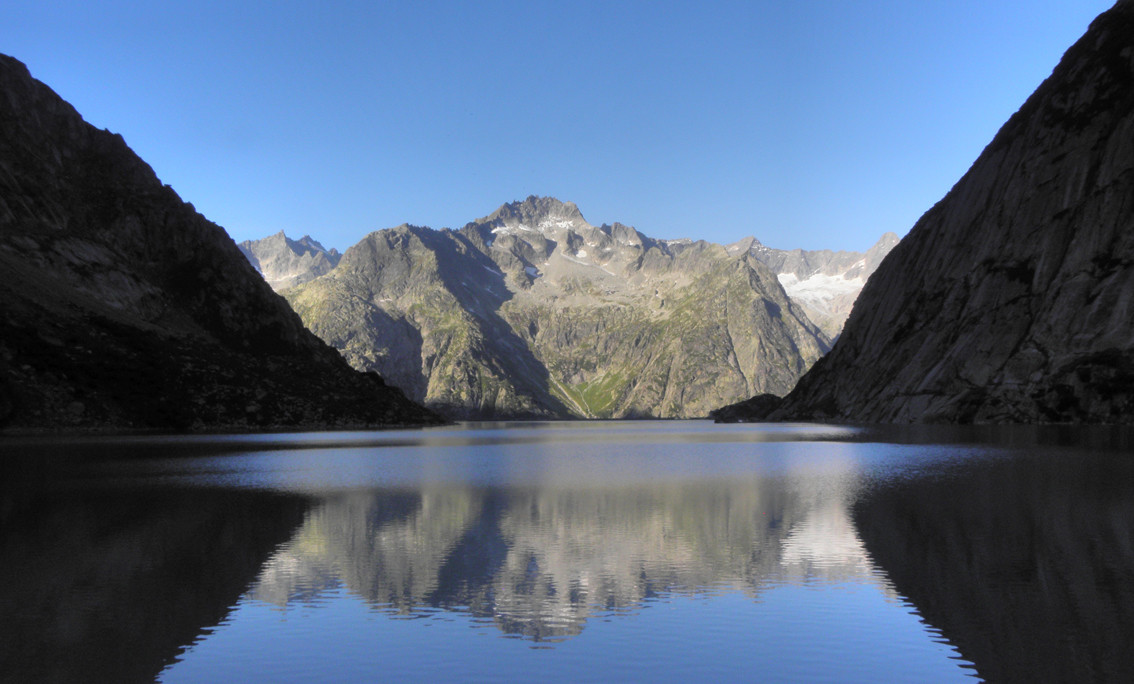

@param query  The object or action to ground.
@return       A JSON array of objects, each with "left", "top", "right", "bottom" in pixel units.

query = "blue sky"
[{"left": 0, "top": 1, "right": 1114, "bottom": 252}]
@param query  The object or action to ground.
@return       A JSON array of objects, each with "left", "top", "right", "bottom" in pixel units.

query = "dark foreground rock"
[
  {"left": 0, "top": 54, "right": 443, "bottom": 431},
  {"left": 723, "top": 1, "right": 1134, "bottom": 424},
  {"left": 709, "top": 393, "right": 782, "bottom": 423}
]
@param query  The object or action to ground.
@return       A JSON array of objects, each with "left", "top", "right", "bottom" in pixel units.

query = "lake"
[{"left": 2, "top": 421, "right": 1133, "bottom": 682}]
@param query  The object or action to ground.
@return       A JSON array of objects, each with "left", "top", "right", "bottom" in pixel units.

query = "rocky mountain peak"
[
  {"left": 606, "top": 222, "right": 645, "bottom": 246},
  {"left": 250, "top": 231, "right": 337, "bottom": 258},
  {"left": 237, "top": 230, "right": 342, "bottom": 291},
  {"left": 726, "top": 237, "right": 762, "bottom": 255},
  {"left": 295, "top": 235, "right": 338, "bottom": 256},
  {"left": 483, "top": 196, "right": 587, "bottom": 233},
  {"left": 871, "top": 232, "right": 900, "bottom": 252}
]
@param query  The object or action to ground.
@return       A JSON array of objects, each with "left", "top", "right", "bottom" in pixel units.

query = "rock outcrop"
[
  {"left": 723, "top": 1, "right": 1134, "bottom": 424},
  {"left": 0, "top": 54, "right": 443, "bottom": 431},
  {"left": 238, "top": 231, "right": 341, "bottom": 291},
  {"left": 282, "top": 197, "right": 834, "bottom": 419}
]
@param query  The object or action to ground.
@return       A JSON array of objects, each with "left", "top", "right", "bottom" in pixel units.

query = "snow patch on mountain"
[
  {"left": 778, "top": 273, "right": 865, "bottom": 313},
  {"left": 539, "top": 218, "right": 577, "bottom": 231}
]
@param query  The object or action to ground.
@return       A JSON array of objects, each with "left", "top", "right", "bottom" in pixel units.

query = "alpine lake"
[{"left": 3, "top": 420, "right": 1133, "bottom": 683}]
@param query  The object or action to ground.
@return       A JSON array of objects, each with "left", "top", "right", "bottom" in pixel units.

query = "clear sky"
[{"left": 0, "top": 0, "right": 1115, "bottom": 252}]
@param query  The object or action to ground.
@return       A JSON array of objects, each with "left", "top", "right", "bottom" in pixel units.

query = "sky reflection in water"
[{"left": 8, "top": 421, "right": 1131, "bottom": 681}]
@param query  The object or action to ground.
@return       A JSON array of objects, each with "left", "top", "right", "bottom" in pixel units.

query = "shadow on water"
[
  {"left": 0, "top": 456, "right": 311, "bottom": 684},
  {"left": 853, "top": 436, "right": 1134, "bottom": 683}
]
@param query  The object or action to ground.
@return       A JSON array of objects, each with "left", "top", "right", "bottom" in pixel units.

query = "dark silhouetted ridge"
[{"left": 0, "top": 54, "right": 442, "bottom": 431}]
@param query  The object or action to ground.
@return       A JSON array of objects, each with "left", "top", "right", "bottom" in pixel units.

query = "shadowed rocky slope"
[
  {"left": 722, "top": 1, "right": 1134, "bottom": 424},
  {"left": 0, "top": 54, "right": 442, "bottom": 431}
]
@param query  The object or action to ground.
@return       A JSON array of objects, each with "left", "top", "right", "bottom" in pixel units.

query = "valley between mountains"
[{"left": 240, "top": 197, "right": 896, "bottom": 419}]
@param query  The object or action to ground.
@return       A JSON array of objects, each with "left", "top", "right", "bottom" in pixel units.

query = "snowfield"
[{"left": 777, "top": 272, "right": 864, "bottom": 309}]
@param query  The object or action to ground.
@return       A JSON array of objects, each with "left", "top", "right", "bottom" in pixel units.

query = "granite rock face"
[
  {"left": 0, "top": 54, "right": 442, "bottom": 431},
  {"left": 238, "top": 231, "right": 341, "bottom": 291},
  {"left": 282, "top": 197, "right": 832, "bottom": 419},
  {"left": 751, "top": 1, "right": 1134, "bottom": 424}
]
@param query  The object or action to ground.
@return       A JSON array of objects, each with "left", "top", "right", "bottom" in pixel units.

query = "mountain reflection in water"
[
  {"left": 248, "top": 470, "right": 878, "bottom": 642},
  {"left": 4, "top": 422, "right": 1133, "bottom": 682}
]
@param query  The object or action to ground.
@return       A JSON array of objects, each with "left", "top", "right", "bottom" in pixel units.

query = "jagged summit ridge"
[
  {"left": 481, "top": 195, "right": 587, "bottom": 232},
  {"left": 293, "top": 234, "right": 336, "bottom": 255},
  {"left": 238, "top": 230, "right": 342, "bottom": 290},
  {"left": 474, "top": 197, "right": 654, "bottom": 257}
]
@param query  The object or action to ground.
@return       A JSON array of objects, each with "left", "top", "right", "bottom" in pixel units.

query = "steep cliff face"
[
  {"left": 747, "top": 1, "right": 1134, "bottom": 424},
  {"left": 238, "top": 232, "right": 341, "bottom": 291},
  {"left": 285, "top": 197, "right": 831, "bottom": 419},
  {"left": 0, "top": 54, "right": 441, "bottom": 430}
]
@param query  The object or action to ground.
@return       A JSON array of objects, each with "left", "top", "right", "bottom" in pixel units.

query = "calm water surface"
[{"left": 2, "top": 421, "right": 1133, "bottom": 682}]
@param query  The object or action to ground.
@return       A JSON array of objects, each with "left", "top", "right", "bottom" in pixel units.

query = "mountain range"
[
  {"left": 8, "top": 0, "right": 1127, "bottom": 430},
  {"left": 240, "top": 198, "right": 895, "bottom": 419},
  {"left": 0, "top": 53, "right": 441, "bottom": 431},
  {"left": 716, "top": 0, "right": 1134, "bottom": 424}
]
